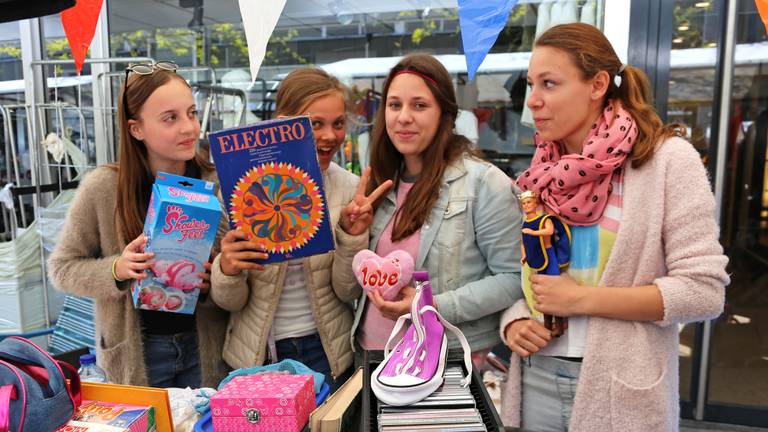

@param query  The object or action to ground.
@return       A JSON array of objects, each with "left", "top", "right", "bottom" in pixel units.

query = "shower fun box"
[{"left": 131, "top": 172, "right": 221, "bottom": 314}]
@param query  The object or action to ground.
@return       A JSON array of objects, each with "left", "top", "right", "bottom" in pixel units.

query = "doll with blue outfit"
[{"left": 518, "top": 190, "right": 571, "bottom": 336}]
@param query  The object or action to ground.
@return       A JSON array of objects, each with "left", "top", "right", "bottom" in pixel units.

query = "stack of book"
[{"left": 376, "top": 367, "right": 487, "bottom": 432}]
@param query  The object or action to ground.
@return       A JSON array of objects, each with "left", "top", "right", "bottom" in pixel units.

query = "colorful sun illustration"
[{"left": 230, "top": 162, "right": 325, "bottom": 254}]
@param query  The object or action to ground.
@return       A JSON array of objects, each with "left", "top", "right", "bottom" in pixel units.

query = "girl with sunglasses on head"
[
  {"left": 208, "top": 67, "right": 391, "bottom": 393},
  {"left": 49, "top": 62, "right": 230, "bottom": 388},
  {"left": 500, "top": 24, "right": 729, "bottom": 431}
]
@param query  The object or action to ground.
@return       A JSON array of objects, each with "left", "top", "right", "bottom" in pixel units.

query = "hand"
[
  {"left": 504, "top": 318, "right": 552, "bottom": 358},
  {"left": 196, "top": 253, "right": 214, "bottom": 294},
  {"left": 530, "top": 273, "right": 592, "bottom": 317},
  {"left": 522, "top": 228, "right": 535, "bottom": 235},
  {"left": 115, "top": 234, "right": 154, "bottom": 281},
  {"left": 368, "top": 286, "right": 416, "bottom": 321},
  {"left": 220, "top": 230, "right": 269, "bottom": 276},
  {"left": 339, "top": 168, "right": 393, "bottom": 236}
]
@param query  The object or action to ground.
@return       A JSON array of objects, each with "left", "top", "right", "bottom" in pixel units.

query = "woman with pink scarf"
[{"left": 501, "top": 23, "right": 729, "bottom": 431}]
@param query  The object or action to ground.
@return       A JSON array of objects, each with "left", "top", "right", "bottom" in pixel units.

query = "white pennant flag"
[{"left": 238, "top": 0, "right": 287, "bottom": 84}]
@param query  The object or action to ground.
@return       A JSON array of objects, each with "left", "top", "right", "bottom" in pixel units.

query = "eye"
[
  {"left": 189, "top": 110, "right": 198, "bottom": 118},
  {"left": 312, "top": 120, "right": 322, "bottom": 129},
  {"left": 414, "top": 102, "right": 428, "bottom": 109},
  {"left": 164, "top": 114, "right": 177, "bottom": 122},
  {"left": 333, "top": 119, "right": 345, "bottom": 129},
  {"left": 544, "top": 80, "right": 556, "bottom": 88},
  {"left": 388, "top": 101, "right": 401, "bottom": 109},
  {"left": 526, "top": 81, "right": 533, "bottom": 89}
]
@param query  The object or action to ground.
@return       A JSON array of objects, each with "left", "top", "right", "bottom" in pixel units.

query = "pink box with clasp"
[{"left": 210, "top": 374, "right": 316, "bottom": 432}]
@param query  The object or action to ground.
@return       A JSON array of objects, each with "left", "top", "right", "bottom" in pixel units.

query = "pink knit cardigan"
[{"left": 500, "top": 137, "right": 730, "bottom": 431}]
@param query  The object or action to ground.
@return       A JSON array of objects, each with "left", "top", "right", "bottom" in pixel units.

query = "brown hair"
[
  {"left": 275, "top": 67, "right": 348, "bottom": 117},
  {"left": 112, "top": 70, "right": 213, "bottom": 244},
  {"left": 369, "top": 54, "right": 478, "bottom": 241},
  {"left": 535, "top": 23, "right": 685, "bottom": 167}
]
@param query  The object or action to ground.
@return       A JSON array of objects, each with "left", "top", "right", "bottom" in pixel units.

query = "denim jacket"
[{"left": 352, "top": 155, "right": 523, "bottom": 351}]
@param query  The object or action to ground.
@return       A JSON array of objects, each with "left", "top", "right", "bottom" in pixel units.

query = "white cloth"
[
  {"left": 456, "top": 109, "right": 480, "bottom": 145},
  {"left": 273, "top": 261, "right": 317, "bottom": 340}
]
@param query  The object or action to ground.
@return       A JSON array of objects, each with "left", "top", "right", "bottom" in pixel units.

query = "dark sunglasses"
[{"left": 122, "top": 61, "right": 180, "bottom": 118}]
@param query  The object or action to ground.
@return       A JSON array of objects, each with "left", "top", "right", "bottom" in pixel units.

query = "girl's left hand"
[
  {"left": 368, "top": 286, "right": 416, "bottom": 321},
  {"left": 196, "top": 254, "right": 215, "bottom": 294},
  {"left": 530, "top": 273, "right": 592, "bottom": 317}
]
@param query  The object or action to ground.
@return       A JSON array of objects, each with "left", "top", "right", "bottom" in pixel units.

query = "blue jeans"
[
  {"left": 142, "top": 332, "right": 201, "bottom": 388},
  {"left": 521, "top": 355, "right": 582, "bottom": 431},
  {"left": 275, "top": 332, "right": 352, "bottom": 394}
]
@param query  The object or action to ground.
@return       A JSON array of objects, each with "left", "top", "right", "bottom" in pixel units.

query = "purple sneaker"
[{"left": 371, "top": 271, "right": 472, "bottom": 406}]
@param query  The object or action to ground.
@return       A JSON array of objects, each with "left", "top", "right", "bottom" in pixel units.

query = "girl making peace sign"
[{"left": 209, "top": 67, "right": 392, "bottom": 392}]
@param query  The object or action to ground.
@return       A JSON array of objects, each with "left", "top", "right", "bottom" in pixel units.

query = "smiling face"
[
  {"left": 302, "top": 92, "right": 347, "bottom": 171},
  {"left": 384, "top": 73, "right": 442, "bottom": 176},
  {"left": 128, "top": 77, "right": 200, "bottom": 174},
  {"left": 527, "top": 45, "right": 608, "bottom": 153}
]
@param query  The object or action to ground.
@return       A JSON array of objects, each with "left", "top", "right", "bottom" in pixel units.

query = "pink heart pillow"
[{"left": 353, "top": 249, "right": 414, "bottom": 300}]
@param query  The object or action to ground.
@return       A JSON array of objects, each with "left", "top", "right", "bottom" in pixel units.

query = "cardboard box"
[
  {"left": 131, "top": 172, "right": 221, "bottom": 314},
  {"left": 211, "top": 374, "right": 316, "bottom": 431}
]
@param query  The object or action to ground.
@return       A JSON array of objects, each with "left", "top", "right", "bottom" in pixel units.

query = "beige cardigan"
[
  {"left": 500, "top": 137, "right": 730, "bottom": 431},
  {"left": 210, "top": 162, "right": 366, "bottom": 378},
  {"left": 48, "top": 166, "right": 230, "bottom": 387}
]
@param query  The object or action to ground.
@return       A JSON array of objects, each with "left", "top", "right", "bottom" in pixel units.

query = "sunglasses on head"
[{"left": 122, "top": 61, "right": 180, "bottom": 118}]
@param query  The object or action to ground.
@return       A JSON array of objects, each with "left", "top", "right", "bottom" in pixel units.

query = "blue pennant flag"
[{"left": 458, "top": 0, "right": 519, "bottom": 80}]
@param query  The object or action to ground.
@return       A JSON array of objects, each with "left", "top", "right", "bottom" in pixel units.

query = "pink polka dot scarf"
[{"left": 516, "top": 102, "right": 638, "bottom": 226}]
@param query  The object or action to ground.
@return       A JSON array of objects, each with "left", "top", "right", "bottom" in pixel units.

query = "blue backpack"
[{"left": 0, "top": 336, "right": 81, "bottom": 432}]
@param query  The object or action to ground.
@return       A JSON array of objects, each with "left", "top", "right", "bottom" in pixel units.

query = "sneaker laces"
[{"left": 381, "top": 282, "right": 472, "bottom": 387}]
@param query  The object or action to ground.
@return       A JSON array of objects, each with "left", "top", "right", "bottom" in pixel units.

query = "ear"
[
  {"left": 127, "top": 119, "right": 144, "bottom": 141},
  {"left": 590, "top": 70, "right": 611, "bottom": 101}
]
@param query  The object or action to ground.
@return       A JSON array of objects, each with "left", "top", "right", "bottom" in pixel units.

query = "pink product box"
[
  {"left": 210, "top": 374, "right": 316, "bottom": 432},
  {"left": 57, "top": 400, "right": 155, "bottom": 432},
  {"left": 131, "top": 171, "right": 221, "bottom": 314}
]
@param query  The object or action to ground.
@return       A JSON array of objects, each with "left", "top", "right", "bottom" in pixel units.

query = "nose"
[
  {"left": 315, "top": 124, "right": 335, "bottom": 143},
  {"left": 182, "top": 113, "right": 200, "bottom": 135},
  {"left": 527, "top": 87, "right": 543, "bottom": 110},
  {"left": 397, "top": 106, "right": 414, "bottom": 124}
]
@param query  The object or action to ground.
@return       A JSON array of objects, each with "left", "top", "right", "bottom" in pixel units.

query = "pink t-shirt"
[{"left": 358, "top": 181, "right": 420, "bottom": 350}]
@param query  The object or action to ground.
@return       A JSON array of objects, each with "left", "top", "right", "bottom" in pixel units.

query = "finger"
[
  {"left": 354, "top": 167, "right": 372, "bottom": 197},
  {"left": 225, "top": 241, "right": 266, "bottom": 253},
  {"left": 126, "top": 234, "right": 147, "bottom": 252},
  {"left": 515, "top": 337, "right": 544, "bottom": 354},
  {"left": 364, "top": 179, "right": 394, "bottom": 206},
  {"left": 127, "top": 251, "right": 154, "bottom": 263},
  {"left": 369, "top": 289, "right": 384, "bottom": 309},
  {"left": 203, "top": 261, "right": 212, "bottom": 271},
  {"left": 528, "top": 321, "right": 553, "bottom": 341},
  {"left": 223, "top": 230, "right": 250, "bottom": 243},
  {"left": 228, "top": 251, "right": 269, "bottom": 261},
  {"left": 127, "top": 260, "right": 153, "bottom": 270},
  {"left": 127, "top": 269, "right": 147, "bottom": 280},
  {"left": 197, "top": 282, "right": 211, "bottom": 293},
  {"left": 197, "top": 272, "right": 211, "bottom": 282}
]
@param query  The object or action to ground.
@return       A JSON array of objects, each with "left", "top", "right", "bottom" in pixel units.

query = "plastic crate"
[{"left": 361, "top": 350, "right": 504, "bottom": 432}]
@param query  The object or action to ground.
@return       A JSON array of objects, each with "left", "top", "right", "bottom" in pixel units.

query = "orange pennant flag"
[
  {"left": 758, "top": 0, "right": 768, "bottom": 34},
  {"left": 61, "top": 0, "right": 105, "bottom": 74}
]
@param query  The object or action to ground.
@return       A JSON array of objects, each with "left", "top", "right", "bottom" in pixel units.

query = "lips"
[
  {"left": 178, "top": 139, "right": 196, "bottom": 147},
  {"left": 395, "top": 131, "right": 417, "bottom": 140}
]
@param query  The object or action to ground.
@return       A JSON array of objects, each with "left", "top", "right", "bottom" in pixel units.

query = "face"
[
  {"left": 303, "top": 93, "right": 346, "bottom": 171},
  {"left": 128, "top": 78, "right": 200, "bottom": 170},
  {"left": 521, "top": 197, "right": 539, "bottom": 215},
  {"left": 526, "top": 46, "right": 605, "bottom": 145},
  {"left": 385, "top": 73, "right": 441, "bottom": 164}
]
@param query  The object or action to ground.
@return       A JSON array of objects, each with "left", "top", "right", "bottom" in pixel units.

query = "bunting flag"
[
  {"left": 238, "top": 0, "right": 287, "bottom": 84},
  {"left": 61, "top": 0, "right": 105, "bottom": 74},
  {"left": 757, "top": 0, "right": 768, "bottom": 34},
  {"left": 458, "top": 0, "right": 518, "bottom": 80}
]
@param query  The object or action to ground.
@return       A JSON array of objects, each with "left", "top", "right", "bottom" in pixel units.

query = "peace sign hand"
[{"left": 339, "top": 168, "right": 393, "bottom": 236}]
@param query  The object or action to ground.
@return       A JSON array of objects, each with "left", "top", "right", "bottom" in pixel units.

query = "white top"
[{"left": 273, "top": 261, "right": 317, "bottom": 340}]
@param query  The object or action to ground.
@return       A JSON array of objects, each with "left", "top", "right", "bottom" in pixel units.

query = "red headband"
[{"left": 393, "top": 69, "right": 438, "bottom": 87}]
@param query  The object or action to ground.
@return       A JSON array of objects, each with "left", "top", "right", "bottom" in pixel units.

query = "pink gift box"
[{"left": 210, "top": 374, "right": 316, "bottom": 432}]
